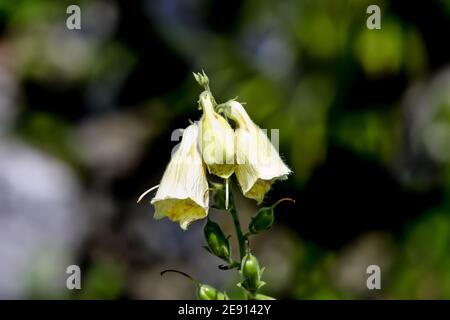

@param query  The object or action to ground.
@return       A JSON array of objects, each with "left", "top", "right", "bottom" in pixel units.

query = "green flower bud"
[
  {"left": 198, "top": 284, "right": 228, "bottom": 300},
  {"left": 193, "top": 71, "right": 210, "bottom": 89},
  {"left": 249, "top": 207, "right": 274, "bottom": 234},
  {"left": 248, "top": 198, "right": 295, "bottom": 234},
  {"left": 161, "top": 269, "right": 229, "bottom": 300},
  {"left": 239, "top": 252, "right": 265, "bottom": 293},
  {"left": 204, "top": 219, "right": 231, "bottom": 261}
]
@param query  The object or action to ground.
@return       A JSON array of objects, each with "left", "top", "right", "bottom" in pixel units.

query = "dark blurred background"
[{"left": 0, "top": 0, "right": 450, "bottom": 299}]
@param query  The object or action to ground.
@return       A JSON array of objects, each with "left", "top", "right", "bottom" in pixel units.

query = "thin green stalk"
[{"left": 228, "top": 187, "right": 246, "bottom": 263}]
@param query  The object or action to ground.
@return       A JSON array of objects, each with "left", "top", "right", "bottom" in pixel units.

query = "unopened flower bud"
[
  {"left": 249, "top": 207, "right": 274, "bottom": 234},
  {"left": 239, "top": 252, "right": 265, "bottom": 292},
  {"left": 248, "top": 198, "right": 294, "bottom": 234},
  {"left": 193, "top": 71, "right": 210, "bottom": 89},
  {"left": 198, "top": 284, "right": 228, "bottom": 300},
  {"left": 161, "top": 269, "right": 228, "bottom": 300},
  {"left": 204, "top": 219, "right": 231, "bottom": 261}
]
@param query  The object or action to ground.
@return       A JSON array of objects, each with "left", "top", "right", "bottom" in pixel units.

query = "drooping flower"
[
  {"left": 149, "top": 123, "right": 209, "bottom": 230},
  {"left": 222, "top": 100, "right": 291, "bottom": 203},
  {"left": 199, "top": 90, "right": 235, "bottom": 179}
]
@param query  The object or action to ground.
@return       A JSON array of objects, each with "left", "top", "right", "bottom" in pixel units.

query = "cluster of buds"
[{"left": 139, "top": 72, "right": 294, "bottom": 300}]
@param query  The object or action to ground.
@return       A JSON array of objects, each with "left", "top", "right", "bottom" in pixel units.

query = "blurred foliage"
[
  {"left": 15, "top": 111, "right": 82, "bottom": 170},
  {"left": 77, "top": 258, "right": 126, "bottom": 300},
  {"left": 389, "top": 209, "right": 450, "bottom": 299}
]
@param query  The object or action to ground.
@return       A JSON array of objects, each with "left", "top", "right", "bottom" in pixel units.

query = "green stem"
[
  {"left": 228, "top": 188, "right": 246, "bottom": 263},
  {"left": 271, "top": 197, "right": 296, "bottom": 209}
]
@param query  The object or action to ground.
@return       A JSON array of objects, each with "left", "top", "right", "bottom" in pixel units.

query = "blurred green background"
[{"left": 0, "top": 0, "right": 450, "bottom": 299}]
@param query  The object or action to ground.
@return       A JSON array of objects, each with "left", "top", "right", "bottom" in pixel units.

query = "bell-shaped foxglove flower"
[
  {"left": 199, "top": 90, "right": 235, "bottom": 179},
  {"left": 149, "top": 123, "right": 209, "bottom": 230},
  {"left": 222, "top": 100, "right": 291, "bottom": 203}
]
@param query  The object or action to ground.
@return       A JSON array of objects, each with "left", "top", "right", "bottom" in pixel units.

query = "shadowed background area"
[{"left": 0, "top": 0, "right": 450, "bottom": 299}]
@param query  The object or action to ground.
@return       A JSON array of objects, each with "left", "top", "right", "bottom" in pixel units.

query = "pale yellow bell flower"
[
  {"left": 222, "top": 100, "right": 291, "bottom": 204},
  {"left": 149, "top": 123, "right": 209, "bottom": 230},
  {"left": 199, "top": 90, "right": 235, "bottom": 179}
]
